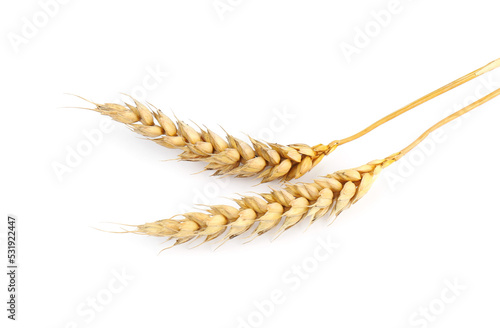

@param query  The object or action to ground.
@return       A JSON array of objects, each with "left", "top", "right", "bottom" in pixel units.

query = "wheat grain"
[{"left": 116, "top": 85, "right": 500, "bottom": 249}]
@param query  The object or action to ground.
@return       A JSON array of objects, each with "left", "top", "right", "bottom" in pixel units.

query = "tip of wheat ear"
[
  {"left": 116, "top": 158, "right": 389, "bottom": 249},
  {"left": 76, "top": 95, "right": 336, "bottom": 183}
]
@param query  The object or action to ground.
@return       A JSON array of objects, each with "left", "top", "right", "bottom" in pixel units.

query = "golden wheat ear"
[
  {"left": 74, "top": 58, "right": 500, "bottom": 183},
  {"left": 118, "top": 159, "right": 388, "bottom": 249},
  {"left": 74, "top": 94, "right": 338, "bottom": 183},
  {"left": 114, "top": 85, "right": 500, "bottom": 250}
]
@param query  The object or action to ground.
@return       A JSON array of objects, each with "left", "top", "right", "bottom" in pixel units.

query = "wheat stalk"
[
  {"left": 117, "top": 86, "right": 500, "bottom": 249},
  {"left": 76, "top": 58, "right": 500, "bottom": 183}
]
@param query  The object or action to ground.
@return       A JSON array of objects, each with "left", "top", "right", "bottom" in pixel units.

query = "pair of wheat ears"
[{"left": 77, "top": 58, "right": 500, "bottom": 250}]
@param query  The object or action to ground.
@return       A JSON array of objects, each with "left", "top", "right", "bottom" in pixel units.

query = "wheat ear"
[
  {"left": 77, "top": 96, "right": 336, "bottom": 183},
  {"left": 120, "top": 86, "right": 500, "bottom": 249},
  {"left": 77, "top": 58, "right": 500, "bottom": 183}
]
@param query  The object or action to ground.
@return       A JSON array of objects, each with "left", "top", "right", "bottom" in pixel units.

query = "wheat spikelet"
[
  {"left": 122, "top": 157, "right": 394, "bottom": 249},
  {"left": 78, "top": 96, "right": 336, "bottom": 183}
]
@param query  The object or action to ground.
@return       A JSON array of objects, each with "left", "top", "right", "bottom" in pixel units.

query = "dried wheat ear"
[
  {"left": 77, "top": 58, "right": 500, "bottom": 183},
  {"left": 127, "top": 157, "right": 393, "bottom": 250},
  {"left": 115, "top": 85, "right": 500, "bottom": 250},
  {"left": 79, "top": 97, "right": 337, "bottom": 183}
]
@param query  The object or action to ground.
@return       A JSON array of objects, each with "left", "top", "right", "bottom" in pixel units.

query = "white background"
[{"left": 1, "top": 0, "right": 500, "bottom": 327}]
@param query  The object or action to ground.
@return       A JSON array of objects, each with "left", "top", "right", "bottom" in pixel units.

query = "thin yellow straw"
[
  {"left": 331, "top": 58, "right": 500, "bottom": 148},
  {"left": 389, "top": 87, "right": 500, "bottom": 162}
]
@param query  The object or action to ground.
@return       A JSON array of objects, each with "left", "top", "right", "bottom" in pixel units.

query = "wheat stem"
[
  {"left": 392, "top": 87, "right": 500, "bottom": 161},
  {"left": 335, "top": 58, "right": 500, "bottom": 146}
]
